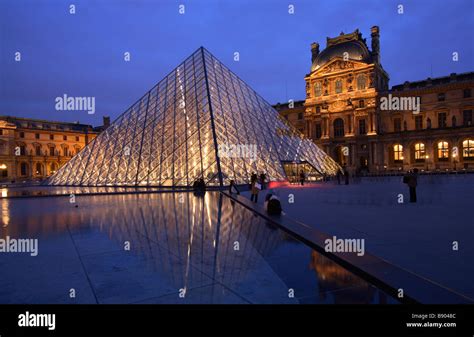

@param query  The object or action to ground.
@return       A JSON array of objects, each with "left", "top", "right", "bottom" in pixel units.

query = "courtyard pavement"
[{"left": 243, "top": 174, "right": 474, "bottom": 300}]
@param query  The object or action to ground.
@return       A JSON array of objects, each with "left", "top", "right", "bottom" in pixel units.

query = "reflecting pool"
[{"left": 0, "top": 192, "right": 398, "bottom": 304}]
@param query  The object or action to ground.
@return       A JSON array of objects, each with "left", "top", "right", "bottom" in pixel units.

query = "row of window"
[
  {"left": 314, "top": 99, "right": 365, "bottom": 114},
  {"left": 394, "top": 110, "right": 473, "bottom": 132},
  {"left": 18, "top": 162, "right": 59, "bottom": 176},
  {"left": 392, "top": 140, "right": 474, "bottom": 162},
  {"left": 437, "top": 89, "right": 471, "bottom": 102},
  {"left": 16, "top": 132, "right": 80, "bottom": 142},
  {"left": 18, "top": 122, "right": 73, "bottom": 131},
  {"left": 312, "top": 110, "right": 473, "bottom": 139},
  {"left": 16, "top": 144, "right": 80, "bottom": 157},
  {"left": 313, "top": 117, "right": 368, "bottom": 139},
  {"left": 313, "top": 75, "right": 368, "bottom": 97}
]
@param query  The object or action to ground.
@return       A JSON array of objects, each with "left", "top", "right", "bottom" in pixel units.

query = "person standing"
[
  {"left": 299, "top": 171, "right": 305, "bottom": 186},
  {"left": 336, "top": 170, "right": 342, "bottom": 185},
  {"left": 250, "top": 178, "right": 260, "bottom": 203},
  {"left": 259, "top": 173, "right": 266, "bottom": 190},
  {"left": 343, "top": 165, "right": 349, "bottom": 185},
  {"left": 404, "top": 168, "right": 419, "bottom": 203}
]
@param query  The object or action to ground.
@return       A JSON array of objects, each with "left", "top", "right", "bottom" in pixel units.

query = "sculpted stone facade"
[
  {"left": 276, "top": 26, "right": 474, "bottom": 174},
  {"left": 0, "top": 116, "right": 103, "bottom": 182}
]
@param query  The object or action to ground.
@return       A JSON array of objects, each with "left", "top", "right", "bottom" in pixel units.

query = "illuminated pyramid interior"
[{"left": 47, "top": 47, "right": 340, "bottom": 187}]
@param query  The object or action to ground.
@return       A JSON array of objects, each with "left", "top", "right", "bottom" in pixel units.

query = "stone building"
[
  {"left": 0, "top": 116, "right": 106, "bottom": 182},
  {"left": 275, "top": 26, "right": 474, "bottom": 174}
]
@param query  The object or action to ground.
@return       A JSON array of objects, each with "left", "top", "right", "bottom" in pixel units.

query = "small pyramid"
[{"left": 47, "top": 47, "right": 340, "bottom": 187}]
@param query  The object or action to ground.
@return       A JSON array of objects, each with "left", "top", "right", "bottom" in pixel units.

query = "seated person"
[{"left": 265, "top": 192, "right": 282, "bottom": 216}]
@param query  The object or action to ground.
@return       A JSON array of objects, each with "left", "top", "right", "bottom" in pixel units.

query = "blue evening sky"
[{"left": 0, "top": 0, "right": 473, "bottom": 126}]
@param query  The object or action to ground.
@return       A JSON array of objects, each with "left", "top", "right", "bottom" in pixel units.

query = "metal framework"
[{"left": 47, "top": 47, "right": 340, "bottom": 187}]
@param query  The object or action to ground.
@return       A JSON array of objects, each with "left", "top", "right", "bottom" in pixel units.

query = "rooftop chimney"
[
  {"left": 311, "top": 42, "right": 320, "bottom": 63},
  {"left": 371, "top": 26, "right": 380, "bottom": 64},
  {"left": 103, "top": 116, "right": 110, "bottom": 128}
]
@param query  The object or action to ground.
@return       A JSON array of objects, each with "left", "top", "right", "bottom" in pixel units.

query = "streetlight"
[
  {"left": 452, "top": 153, "right": 458, "bottom": 171},
  {"left": 425, "top": 154, "right": 429, "bottom": 172}
]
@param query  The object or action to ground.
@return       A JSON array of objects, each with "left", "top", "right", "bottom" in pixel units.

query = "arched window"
[
  {"left": 35, "top": 163, "right": 43, "bottom": 176},
  {"left": 393, "top": 144, "right": 403, "bottom": 162},
  {"left": 357, "top": 74, "right": 367, "bottom": 90},
  {"left": 414, "top": 143, "right": 426, "bottom": 162},
  {"left": 452, "top": 116, "right": 457, "bottom": 127},
  {"left": 314, "top": 82, "right": 322, "bottom": 97},
  {"left": 335, "top": 79, "right": 342, "bottom": 94},
  {"left": 437, "top": 141, "right": 449, "bottom": 160},
  {"left": 462, "top": 139, "right": 474, "bottom": 159},
  {"left": 333, "top": 118, "right": 345, "bottom": 137},
  {"left": 20, "top": 162, "right": 28, "bottom": 176},
  {"left": 50, "top": 163, "right": 58, "bottom": 175},
  {"left": 427, "top": 118, "right": 432, "bottom": 129}
]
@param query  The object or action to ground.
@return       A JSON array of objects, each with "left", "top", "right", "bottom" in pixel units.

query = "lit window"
[
  {"left": 437, "top": 141, "right": 449, "bottom": 160},
  {"left": 335, "top": 80, "right": 342, "bottom": 94},
  {"left": 314, "top": 82, "right": 322, "bottom": 97},
  {"left": 462, "top": 139, "right": 474, "bottom": 159},
  {"left": 357, "top": 75, "right": 366, "bottom": 90},
  {"left": 414, "top": 143, "right": 426, "bottom": 161},
  {"left": 393, "top": 144, "right": 403, "bottom": 162}
]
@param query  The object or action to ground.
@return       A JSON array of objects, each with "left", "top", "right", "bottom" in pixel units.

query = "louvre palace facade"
[{"left": 276, "top": 26, "right": 474, "bottom": 174}]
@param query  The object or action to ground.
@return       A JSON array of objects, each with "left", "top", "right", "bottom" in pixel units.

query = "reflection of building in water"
[
  {"left": 310, "top": 251, "right": 388, "bottom": 304},
  {"left": 0, "top": 191, "right": 393, "bottom": 303}
]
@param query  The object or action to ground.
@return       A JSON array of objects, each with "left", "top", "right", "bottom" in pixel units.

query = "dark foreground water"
[{"left": 0, "top": 192, "right": 398, "bottom": 304}]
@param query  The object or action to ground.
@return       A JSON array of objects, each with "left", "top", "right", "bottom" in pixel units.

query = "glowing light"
[{"left": 0, "top": 164, "right": 6, "bottom": 170}]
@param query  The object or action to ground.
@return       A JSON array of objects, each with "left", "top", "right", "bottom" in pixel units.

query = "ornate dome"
[{"left": 311, "top": 31, "right": 373, "bottom": 72}]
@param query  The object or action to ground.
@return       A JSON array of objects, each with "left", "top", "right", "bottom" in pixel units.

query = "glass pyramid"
[{"left": 47, "top": 47, "right": 340, "bottom": 187}]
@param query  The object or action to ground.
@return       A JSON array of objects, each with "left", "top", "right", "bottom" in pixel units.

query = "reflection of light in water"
[
  {"left": 204, "top": 192, "right": 212, "bottom": 229},
  {"left": 1, "top": 199, "right": 9, "bottom": 227},
  {"left": 184, "top": 194, "right": 197, "bottom": 293}
]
